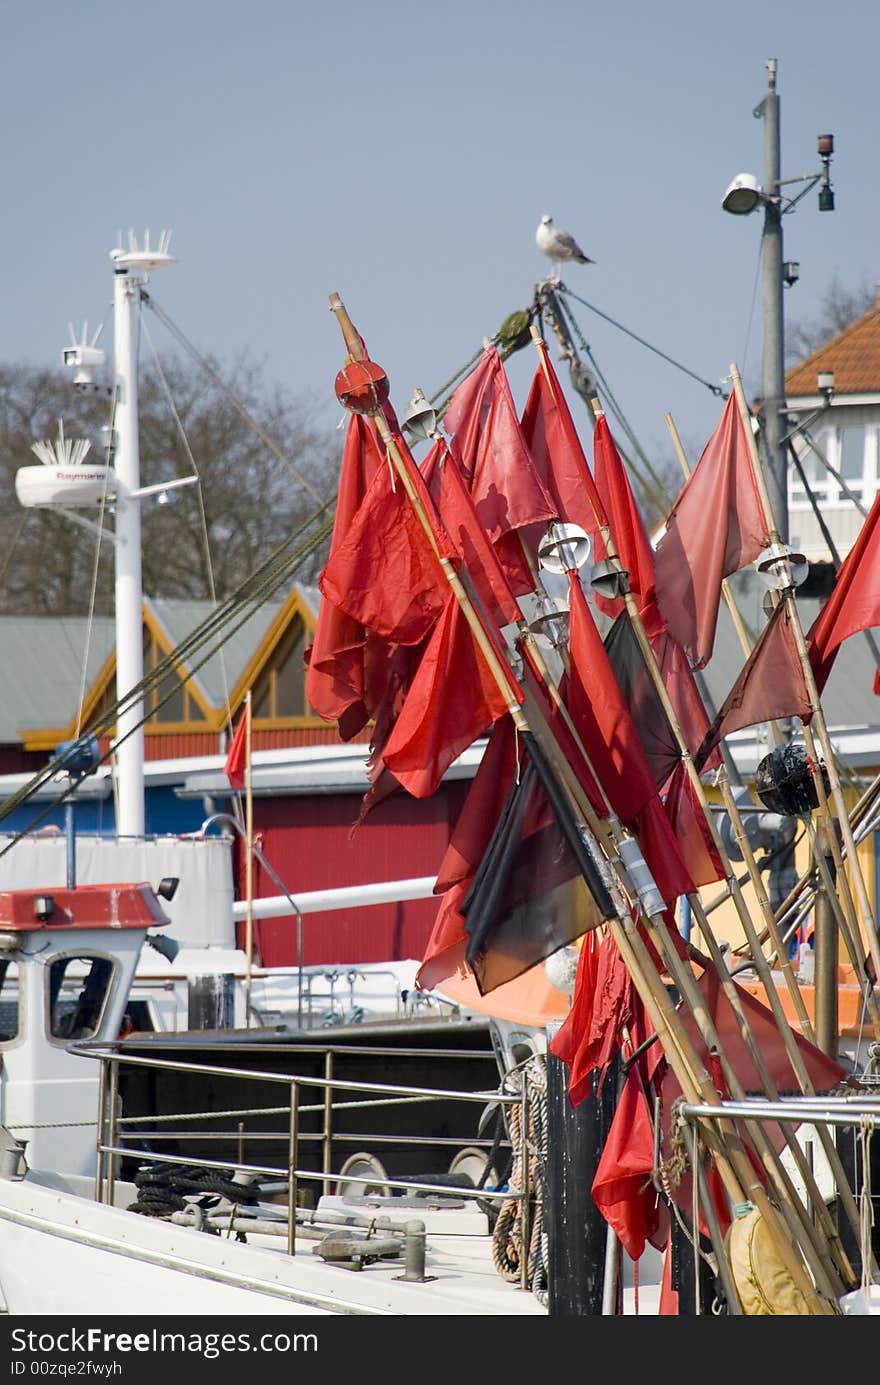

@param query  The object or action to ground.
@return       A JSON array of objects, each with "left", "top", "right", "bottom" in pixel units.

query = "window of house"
[
  {"left": 837, "top": 426, "right": 867, "bottom": 500},
  {"left": 48, "top": 955, "right": 115, "bottom": 1040},
  {"left": 253, "top": 617, "right": 308, "bottom": 721},
  {"left": 789, "top": 435, "right": 830, "bottom": 507},
  {"left": 0, "top": 960, "right": 21, "bottom": 1043},
  {"left": 143, "top": 632, "right": 206, "bottom": 724}
]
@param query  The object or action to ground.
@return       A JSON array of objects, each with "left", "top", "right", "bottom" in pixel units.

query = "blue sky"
[{"left": 2, "top": 1, "right": 878, "bottom": 483}]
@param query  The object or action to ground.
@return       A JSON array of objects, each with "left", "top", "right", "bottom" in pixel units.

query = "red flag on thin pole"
[
  {"left": 654, "top": 391, "right": 769, "bottom": 669},
  {"left": 807, "top": 489, "right": 880, "bottom": 693},
  {"left": 224, "top": 699, "right": 250, "bottom": 790}
]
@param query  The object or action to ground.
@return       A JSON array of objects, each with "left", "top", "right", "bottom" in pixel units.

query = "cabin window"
[
  {"left": 47, "top": 955, "right": 115, "bottom": 1041},
  {"left": 0, "top": 960, "right": 20, "bottom": 1043}
]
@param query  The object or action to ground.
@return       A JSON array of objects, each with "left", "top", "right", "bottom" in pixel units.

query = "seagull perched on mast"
[{"left": 535, "top": 213, "right": 595, "bottom": 268}]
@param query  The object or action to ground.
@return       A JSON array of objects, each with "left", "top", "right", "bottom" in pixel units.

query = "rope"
[
  {"left": 859, "top": 1116, "right": 875, "bottom": 1295},
  {"left": 127, "top": 1161, "right": 261, "bottom": 1219},
  {"left": 491, "top": 1055, "right": 547, "bottom": 1300}
]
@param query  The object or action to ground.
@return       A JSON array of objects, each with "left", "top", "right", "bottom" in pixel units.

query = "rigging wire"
[
  {"left": 548, "top": 287, "right": 674, "bottom": 513},
  {"left": 557, "top": 285, "right": 727, "bottom": 400},
  {"left": 0, "top": 504, "right": 335, "bottom": 845},
  {"left": 140, "top": 292, "right": 325, "bottom": 506},
  {"left": 140, "top": 310, "right": 239, "bottom": 748}
]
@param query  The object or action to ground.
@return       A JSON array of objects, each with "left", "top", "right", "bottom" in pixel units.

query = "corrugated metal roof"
[
  {"left": 148, "top": 596, "right": 285, "bottom": 705},
  {"left": 0, "top": 617, "right": 116, "bottom": 740}
]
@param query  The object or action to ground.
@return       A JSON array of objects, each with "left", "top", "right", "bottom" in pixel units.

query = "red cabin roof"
[{"left": 0, "top": 883, "right": 169, "bottom": 932}]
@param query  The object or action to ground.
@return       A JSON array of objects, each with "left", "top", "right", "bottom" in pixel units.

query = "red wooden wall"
[{"left": 240, "top": 781, "right": 471, "bottom": 966}]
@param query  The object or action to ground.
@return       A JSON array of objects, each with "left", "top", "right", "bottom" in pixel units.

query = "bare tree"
[
  {"left": 0, "top": 354, "right": 338, "bottom": 617},
  {"left": 786, "top": 273, "right": 877, "bottom": 363}
]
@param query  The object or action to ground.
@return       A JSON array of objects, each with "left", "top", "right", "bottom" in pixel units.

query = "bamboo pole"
[{"left": 243, "top": 689, "right": 254, "bottom": 1027}]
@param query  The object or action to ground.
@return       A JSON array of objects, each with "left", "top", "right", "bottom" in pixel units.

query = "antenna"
[
  {"left": 30, "top": 419, "right": 92, "bottom": 469},
  {"left": 110, "top": 228, "right": 176, "bottom": 274}
]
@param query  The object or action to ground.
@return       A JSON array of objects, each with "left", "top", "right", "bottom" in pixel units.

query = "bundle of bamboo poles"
[{"left": 329, "top": 298, "right": 873, "bottom": 1315}]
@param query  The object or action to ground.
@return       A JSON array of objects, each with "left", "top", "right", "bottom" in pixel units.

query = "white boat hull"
[{"left": 0, "top": 1174, "right": 547, "bottom": 1317}]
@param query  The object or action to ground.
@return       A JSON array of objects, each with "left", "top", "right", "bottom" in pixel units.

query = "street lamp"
[{"left": 720, "top": 59, "right": 834, "bottom": 544}]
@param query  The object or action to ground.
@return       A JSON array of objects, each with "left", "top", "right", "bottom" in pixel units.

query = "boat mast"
[{"left": 109, "top": 232, "right": 176, "bottom": 838}]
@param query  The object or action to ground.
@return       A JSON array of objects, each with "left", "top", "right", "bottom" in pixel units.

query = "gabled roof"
[
  {"left": 786, "top": 298, "right": 880, "bottom": 398},
  {"left": 4, "top": 584, "right": 320, "bottom": 748},
  {"left": 0, "top": 618, "right": 117, "bottom": 743}
]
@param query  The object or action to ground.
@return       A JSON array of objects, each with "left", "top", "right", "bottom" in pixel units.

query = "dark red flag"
[
  {"left": 696, "top": 602, "right": 813, "bottom": 770},
  {"left": 808, "top": 489, "right": 880, "bottom": 693},
  {"left": 654, "top": 392, "right": 769, "bottom": 669},
  {"left": 380, "top": 594, "right": 519, "bottom": 799}
]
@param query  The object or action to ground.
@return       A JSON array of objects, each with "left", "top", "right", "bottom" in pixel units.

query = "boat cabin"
[{"left": 0, "top": 883, "right": 170, "bottom": 1176}]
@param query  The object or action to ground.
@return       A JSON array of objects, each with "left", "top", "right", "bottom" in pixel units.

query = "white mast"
[{"left": 108, "top": 231, "right": 176, "bottom": 838}]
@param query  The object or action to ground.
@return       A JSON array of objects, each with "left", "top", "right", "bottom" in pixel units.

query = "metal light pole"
[
  {"left": 722, "top": 59, "right": 835, "bottom": 545},
  {"left": 757, "top": 59, "right": 788, "bottom": 542}
]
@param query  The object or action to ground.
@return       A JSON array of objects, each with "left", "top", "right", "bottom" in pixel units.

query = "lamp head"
[
  {"left": 721, "top": 172, "right": 764, "bottom": 215},
  {"left": 537, "top": 522, "right": 590, "bottom": 574},
  {"left": 817, "top": 371, "right": 835, "bottom": 404},
  {"left": 402, "top": 388, "right": 438, "bottom": 442}
]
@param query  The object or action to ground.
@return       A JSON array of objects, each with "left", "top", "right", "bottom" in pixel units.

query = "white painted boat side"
[{"left": 0, "top": 1175, "right": 548, "bottom": 1317}]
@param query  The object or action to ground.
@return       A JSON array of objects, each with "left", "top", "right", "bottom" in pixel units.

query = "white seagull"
[{"left": 535, "top": 213, "right": 595, "bottom": 268}]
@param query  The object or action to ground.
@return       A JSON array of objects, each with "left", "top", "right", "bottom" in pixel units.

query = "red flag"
[
  {"left": 433, "top": 715, "right": 518, "bottom": 894},
  {"left": 566, "top": 572, "right": 658, "bottom": 823},
  {"left": 658, "top": 968, "right": 846, "bottom": 1230},
  {"left": 421, "top": 439, "right": 522, "bottom": 629},
  {"left": 223, "top": 703, "right": 249, "bottom": 790},
  {"left": 591, "top": 1064, "right": 662, "bottom": 1261},
  {"left": 443, "top": 345, "right": 557, "bottom": 539},
  {"left": 519, "top": 342, "right": 608, "bottom": 544},
  {"left": 808, "top": 489, "right": 880, "bottom": 693},
  {"left": 654, "top": 392, "right": 769, "bottom": 669},
  {"left": 443, "top": 346, "right": 556, "bottom": 595},
  {"left": 592, "top": 415, "right": 657, "bottom": 617},
  {"left": 696, "top": 602, "right": 813, "bottom": 769},
  {"left": 380, "top": 594, "right": 519, "bottom": 798},
  {"left": 305, "top": 415, "right": 390, "bottom": 736},
  {"left": 662, "top": 761, "right": 725, "bottom": 888},
  {"left": 550, "top": 931, "right": 634, "bottom": 1107},
  {"left": 318, "top": 446, "right": 452, "bottom": 646}
]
